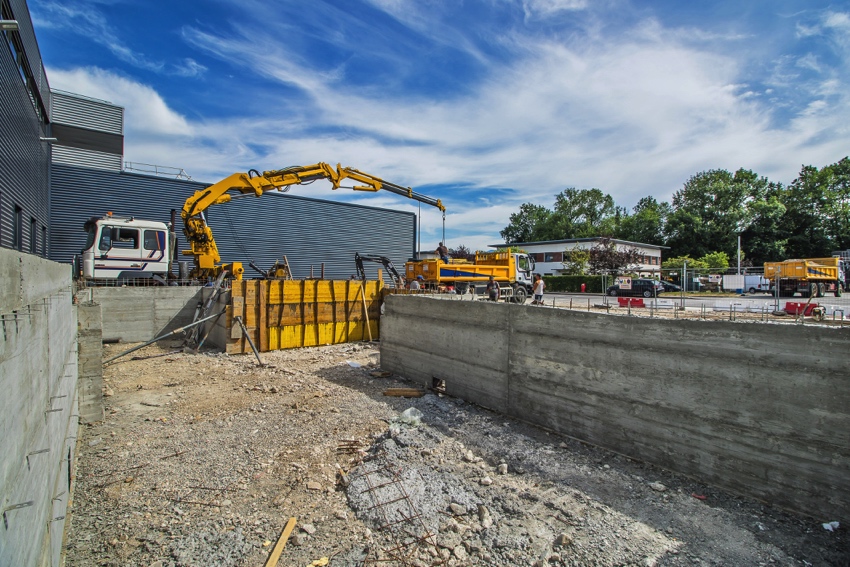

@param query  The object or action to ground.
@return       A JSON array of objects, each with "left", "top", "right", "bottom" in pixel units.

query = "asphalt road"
[{"left": 548, "top": 291, "right": 850, "bottom": 310}]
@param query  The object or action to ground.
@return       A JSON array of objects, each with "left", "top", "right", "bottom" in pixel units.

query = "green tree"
[
  {"left": 742, "top": 192, "right": 787, "bottom": 264},
  {"left": 665, "top": 168, "right": 771, "bottom": 259},
  {"left": 500, "top": 203, "right": 556, "bottom": 243},
  {"left": 562, "top": 248, "right": 590, "bottom": 275},
  {"left": 698, "top": 251, "right": 729, "bottom": 271},
  {"left": 615, "top": 196, "right": 671, "bottom": 244},
  {"left": 782, "top": 157, "right": 850, "bottom": 258},
  {"left": 552, "top": 188, "right": 618, "bottom": 238},
  {"left": 662, "top": 255, "right": 709, "bottom": 271}
]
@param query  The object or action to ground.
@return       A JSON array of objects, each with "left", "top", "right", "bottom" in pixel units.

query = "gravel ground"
[{"left": 64, "top": 341, "right": 847, "bottom": 567}]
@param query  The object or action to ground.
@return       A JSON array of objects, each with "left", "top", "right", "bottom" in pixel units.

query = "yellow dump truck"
[
  {"left": 764, "top": 257, "right": 844, "bottom": 297},
  {"left": 405, "top": 251, "right": 535, "bottom": 303}
]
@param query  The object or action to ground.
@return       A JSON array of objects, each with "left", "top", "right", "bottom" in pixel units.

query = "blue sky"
[{"left": 30, "top": 0, "right": 850, "bottom": 251}]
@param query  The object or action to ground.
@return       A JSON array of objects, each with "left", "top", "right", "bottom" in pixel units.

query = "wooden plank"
[
  {"left": 359, "top": 283, "right": 373, "bottom": 341},
  {"left": 259, "top": 280, "right": 268, "bottom": 352},
  {"left": 383, "top": 388, "right": 426, "bottom": 397},
  {"left": 264, "top": 517, "right": 297, "bottom": 567}
]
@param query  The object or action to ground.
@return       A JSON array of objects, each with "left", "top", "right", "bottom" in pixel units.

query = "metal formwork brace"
[{"left": 3, "top": 501, "right": 34, "bottom": 529}]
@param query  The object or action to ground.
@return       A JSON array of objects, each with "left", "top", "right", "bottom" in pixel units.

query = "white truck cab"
[{"left": 80, "top": 214, "right": 173, "bottom": 281}]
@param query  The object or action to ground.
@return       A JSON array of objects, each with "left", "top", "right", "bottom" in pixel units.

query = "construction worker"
[
  {"left": 436, "top": 242, "right": 449, "bottom": 263},
  {"left": 486, "top": 276, "right": 500, "bottom": 301}
]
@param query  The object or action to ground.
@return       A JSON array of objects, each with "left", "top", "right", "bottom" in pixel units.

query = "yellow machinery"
[
  {"left": 764, "top": 257, "right": 844, "bottom": 297},
  {"left": 181, "top": 163, "right": 445, "bottom": 279},
  {"left": 405, "top": 251, "right": 535, "bottom": 303}
]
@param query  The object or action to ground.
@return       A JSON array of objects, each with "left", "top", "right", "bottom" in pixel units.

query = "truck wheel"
[
  {"left": 643, "top": 289, "right": 653, "bottom": 298},
  {"left": 455, "top": 282, "right": 469, "bottom": 295},
  {"left": 817, "top": 283, "right": 825, "bottom": 297},
  {"left": 809, "top": 282, "right": 818, "bottom": 298},
  {"left": 608, "top": 289, "right": 618, "bottom": 296},
  {"left": 513, "top": 286, "right": 528, "bottom": 304},
  {"left": 748, "top": 287, "right": 757, "bottom": 294},
  {"left": 836, "top": 284, "right": 843, "bottom": 298}
]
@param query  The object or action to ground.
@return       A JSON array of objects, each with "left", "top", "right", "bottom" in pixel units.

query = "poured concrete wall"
[
  {"left": 90, "top": 286, "right": 203, "bottom": 342},
  {"left": 0, "top": 249, "right": 79, "bottom": 567},
  {"left": 380, "top": 296, "right": 850, "bottom": 520},
  {"left": 77, "top": 302, "right": 103, "bottom": 424}
]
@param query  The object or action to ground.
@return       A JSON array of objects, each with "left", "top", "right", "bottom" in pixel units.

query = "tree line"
[{"left": 498, "top": 157, "right": 850, "bottom": 267}]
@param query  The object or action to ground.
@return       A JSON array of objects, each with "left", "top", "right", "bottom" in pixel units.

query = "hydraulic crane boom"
[{"left": 181, "top": 162, "right": 445, "bottom": 279}]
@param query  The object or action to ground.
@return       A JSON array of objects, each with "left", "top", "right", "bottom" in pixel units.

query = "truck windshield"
[
  {"left": 518, "top": 255, "right": 531, "bottom": 272},
  {"left": 83, "top": 226, "right": 96, "bottom": 251}
]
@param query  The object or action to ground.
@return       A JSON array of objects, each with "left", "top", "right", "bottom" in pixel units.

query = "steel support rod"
[
  {"left": 103, "top": 310, "right": 226, "bottom": 365},
  {"left": 234, "top": 316, "right": 264, "bottom": 366}
]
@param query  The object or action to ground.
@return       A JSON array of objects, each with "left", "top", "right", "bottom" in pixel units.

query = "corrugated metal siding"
[
  {"left": 49, "top": 165, "right": 416, "bottom": 276},
  {"left": 50, "top": 91, "right": 123, "bottom": 134},
  {"left": 52, "top": 146, "right": 122, "bottom": 172},
  {"left": 209, "top": 193, "right": 415, "bottom": 281},
  {"left": 49, "top": 165, "right": 206, "bottom": 263},
  {"left": 0, "top": 26, "right": 49, "bottom": 253},
  {"left": 9, "top": 0, "right": 50, "bottom": 116}
]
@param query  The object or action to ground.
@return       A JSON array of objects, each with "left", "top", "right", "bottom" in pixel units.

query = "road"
[{"left": 547, "top": 291, "right": 850, "bottom": 311}]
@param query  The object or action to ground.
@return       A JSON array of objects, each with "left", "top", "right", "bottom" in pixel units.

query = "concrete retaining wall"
[
  {"left": 0, "top": 249, "right": 78, "bottom": 567},
  {"left": 90, "top": 286, "right": 203, "bottom": 342},
  {"left": 380, "top": 296, "right": 850, "bottom": 520}
]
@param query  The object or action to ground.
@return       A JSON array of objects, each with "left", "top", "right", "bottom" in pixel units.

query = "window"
[
  {"left": 544, "top": 252, "right": 563, "bottom": 263},
  {"left": 30, "top": 217, "right": 36, "bottom": 253},
  {"left": 13, "top": 205, "right": 22, "bottom": 251},
  {"left": 99, "top": 226, "right": 139, "bottom": 250},
  {"left": 111, "top": 228, "right": 139, "bottom": 249},
  {"left": 41, "top": 226, "right": 47, "bottom": 256},
  {"left": 143, "top": 230, "right": 164, "bottom": 250}
]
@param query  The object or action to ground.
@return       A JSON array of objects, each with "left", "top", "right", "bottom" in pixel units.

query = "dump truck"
[
  {"left": 405, "top": 251, "right": 535, "bottom": 303},
  {"left": 764, "top": 257, "right": 844, "bottom": 297}
]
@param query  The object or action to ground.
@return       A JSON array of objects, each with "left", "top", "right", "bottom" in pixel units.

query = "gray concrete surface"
[
  {"left": 77, "top": 302, "right": 104, "bottom": 423},
  {"left": 91, "top": 286, "right": 203, "bottom": 342},
  {"left": 0, "top": 248, "right": 79, "bottom": 567},
  {"left": 380, "top": 295, "right": 850, "bottom": 520}
]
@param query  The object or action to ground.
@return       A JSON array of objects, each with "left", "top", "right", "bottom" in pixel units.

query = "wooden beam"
[
  {"left": 264, "top": 517, "right": 297, "bottom": 567},
  {"left": 383, "top": 388, "right": 425, "bottom": 397}
]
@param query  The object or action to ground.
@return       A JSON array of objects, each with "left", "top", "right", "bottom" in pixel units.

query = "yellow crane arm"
[{"left": 181, "top": 162, "right": 445, "bottom": 280}]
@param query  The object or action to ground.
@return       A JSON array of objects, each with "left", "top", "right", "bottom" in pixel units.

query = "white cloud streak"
[{"left": 41, "top": 2, "right": 850, "bottom": 251}]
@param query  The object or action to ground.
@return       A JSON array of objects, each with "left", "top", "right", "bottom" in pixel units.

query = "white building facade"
[{"left": 493, "top": 238, "right": 667, "bottom": 277}]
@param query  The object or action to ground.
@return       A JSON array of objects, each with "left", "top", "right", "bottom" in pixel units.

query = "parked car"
[
  {"left": 606, "top": 278, "right": 664, "bottom": 298},
  {"left": 659, "top": 280, "right": 682, "bottom": 293}
]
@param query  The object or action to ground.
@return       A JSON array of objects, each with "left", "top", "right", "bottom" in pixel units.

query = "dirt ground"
[{"left": 64, "top": 340, "right": 847, "bottom": 567}]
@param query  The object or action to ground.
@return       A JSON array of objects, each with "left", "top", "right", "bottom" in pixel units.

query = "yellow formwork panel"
[
  {"left": 232, "top": 279, "right": 381, "bottom": 352},
  {"left": 268, "top": 280, "right": 378, "bottom": 304}
]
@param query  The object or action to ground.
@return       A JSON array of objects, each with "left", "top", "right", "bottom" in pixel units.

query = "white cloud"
[
  {"left": 522, "top": 0, "right": 588, "bottom": 19},
  {"left": 47, "top": 67, "right": 193, "bottom": 137},
  {"left": 823, "top": 11, "right": 850, "bottom": 31}
]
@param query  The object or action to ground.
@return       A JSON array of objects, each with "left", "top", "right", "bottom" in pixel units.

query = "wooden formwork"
[{"left": 226, "top": 279, "right": 383, "bottom": 354}]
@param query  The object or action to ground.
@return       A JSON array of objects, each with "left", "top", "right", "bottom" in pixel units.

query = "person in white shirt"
[
  {"left": 532, "top": 274, "right": 545, "bottom": 305},
  {"left": 409, "top": 275, "right": 423, "bottom": 290}
]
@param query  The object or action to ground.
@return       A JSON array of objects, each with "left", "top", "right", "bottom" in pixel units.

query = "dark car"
[
  {"left": 606, "top": 278, "right": 664, "bottom": 298},
  {"left": 659, "top": 280, "right": 682, "bottom": 293}
]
